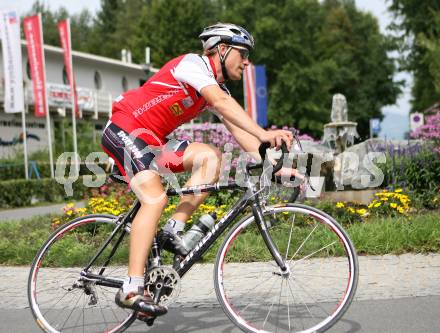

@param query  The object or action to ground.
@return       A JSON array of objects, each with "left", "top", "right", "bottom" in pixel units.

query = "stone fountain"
[{"left": 322, "top": 94, "right": 359, "bottom": 154}]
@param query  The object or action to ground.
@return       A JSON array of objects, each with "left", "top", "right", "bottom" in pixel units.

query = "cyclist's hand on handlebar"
[
  {"left": 259, "top": 129, "right": 293, "bottom": 150},
  {"left": 274, "top": 167, "right": 304, "bottom": 181}
]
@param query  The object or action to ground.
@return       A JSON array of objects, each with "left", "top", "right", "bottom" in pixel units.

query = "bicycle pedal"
[{"left": 146, "top": 317, "right": 156, "bottom": 326}]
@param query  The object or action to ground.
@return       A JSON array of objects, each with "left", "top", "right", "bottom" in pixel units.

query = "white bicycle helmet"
[
  {"left": 199, "top": 23, "right": 254, "bottom": 81},
  {"left": 199, "top": 23, "right": 255, "bottom": 51}
]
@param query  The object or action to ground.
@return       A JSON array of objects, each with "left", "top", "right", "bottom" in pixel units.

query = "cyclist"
[{"left": 101, "top": 23, "right": 293, "bottom": 317}]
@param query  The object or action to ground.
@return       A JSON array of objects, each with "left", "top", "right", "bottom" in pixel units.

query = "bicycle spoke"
[
  {"left": 245, "top": 274, "right": 279, "bottom": 322},
  {"left": 60, "top": 288, "right": 84, "bottom": 331},
  {"left": 284, "top": 214, "right": 296, "bottom": 260},
  {"left": 69, "top": 292, "right": 85, "bottom": 333},
  {"left": 290, "top": 276, "right": 330, "bottom": 317},
  {"left": 286, "top": 279, "right": 291, "bottom": 332},
  {"left": 216, "top": 205, "right": 358, "bottom": 333},
  {"left": 231, "top": 272, "right": 276, "bottom": 299},
  {"left": 286, "top": 277, "right": 300, "bottom": 332},
  {"left": 41, "top": 288, "right": 78, "bottom": 317},
  {"left": 275, "top": 279, "right": 285, "bottom": 333},
  {"left": 29, "top": 216, "right": 133, "bottom": 333},
  {"left": 287, "top": 278, "right": 312, "bottom": 330},
  {"left": 290, "top": 241, "right": 337, "bottom": 267},
  {"left": 83, "top": 296, "right": 85, "bottom": 333},
  {"left": 262, "top": 293, "right": 277, "bottom": 329},
  {"left": 292, "top": 272, "right": 346, "bottom": 280},
  {"left": 289, "top": 224, "right": 319, "bottom": 263}
]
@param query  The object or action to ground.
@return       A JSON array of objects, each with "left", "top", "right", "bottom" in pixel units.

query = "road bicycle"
[{"left": 28, "top": 142, "right": 359, "bottom": 333}]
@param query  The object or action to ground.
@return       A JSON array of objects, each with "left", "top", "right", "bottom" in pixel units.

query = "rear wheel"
[
  {"left": 214, "top": 204, "right": 358, "bottom": 333},
  {"left": 28, "top": 214, "right": 135, "bottom": 333}
]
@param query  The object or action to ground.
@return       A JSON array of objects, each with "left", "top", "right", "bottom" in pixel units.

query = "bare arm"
[
  {"left": 221, "top": 117, "right": 261, "bottom": 160},
  {"left": 201, "top": 85, "right": 266, "bottom": 139},
  {"left": 201, "top": 84, "right": 293, "bottom": 150}
]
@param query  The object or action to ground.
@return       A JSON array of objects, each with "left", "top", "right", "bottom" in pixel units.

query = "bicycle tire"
[
  {"left": 28, "top": 214, "right": 136, "bottom": 333},
  {"left": 214, "top": 203, "right": 358, "bottom": 333}
]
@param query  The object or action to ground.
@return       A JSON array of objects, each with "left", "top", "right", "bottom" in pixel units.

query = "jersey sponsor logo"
[
  {"left": 181, "top": 96, "right": 194, "bottom": 109},
  {"left": 116, "top": 130, "right": 143, "bottom": 159},
  {"left": 169, "top": 103, "right": 183, "bottom": 116},
  {"left": 132, "top": 90, "right": 179, "bottom": 118}
]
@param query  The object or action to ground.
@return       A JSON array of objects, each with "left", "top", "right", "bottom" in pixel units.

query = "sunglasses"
[{"left": 230, "top": 46, "right": 249, "bottom": 60}]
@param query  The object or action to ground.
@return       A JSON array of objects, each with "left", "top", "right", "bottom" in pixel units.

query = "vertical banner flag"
[
  {"left": 23, "top": 15, "right": 47, "bottom": 117},
  {"left": 58, "top": 18, "right": 79, "bottom": 175},
  {"left": 24, "top": 14, "right": 55, "bottom": 178},
  {"left": 0, "top": 11, "right": 24, "bottom": 113},
  {"left": 243, "top": 63, "right": 268, "bottom": 127},
  {"left": 58, "top": 19, "right": 79, "bottom": 117}
]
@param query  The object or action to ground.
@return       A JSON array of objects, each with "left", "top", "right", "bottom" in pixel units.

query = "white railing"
[{"left": 0, "top": 83, "right": 113, "bottom": 117}]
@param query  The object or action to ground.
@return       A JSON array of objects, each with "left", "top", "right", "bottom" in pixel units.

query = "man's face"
[{"left": 223, "top": 45, "right": 250, "bottom": 80}]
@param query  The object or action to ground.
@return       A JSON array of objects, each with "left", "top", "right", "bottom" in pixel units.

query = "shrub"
[
  {"left": 313, "top": 188, "right": 413, "bottom": 225},
  {"left": 53, "top": 181, "right": 243, "bottom": 230},
  {"left": 368, "top": 189, "right": 411, "bottom": 217},
  {"left": 0, "top": 177, "right": 90, "bottom": 208},
  {"left": 0, "top": 162, "right": 109, "bottom": 181},
  {"left": 377, "top": 142, "right": 440, "bottom": 208},
  {"left": 411, "top": 110, "right": 440, "bottom": 154}
]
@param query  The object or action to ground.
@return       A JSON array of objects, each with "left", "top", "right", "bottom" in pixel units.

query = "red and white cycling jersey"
[{"left": 111, "top": 53, "right": 222, "bottom": 145}]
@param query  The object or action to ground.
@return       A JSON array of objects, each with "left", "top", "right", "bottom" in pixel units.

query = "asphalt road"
[{"left": 6, "top": 295, "right": 440, "bottom": 333}]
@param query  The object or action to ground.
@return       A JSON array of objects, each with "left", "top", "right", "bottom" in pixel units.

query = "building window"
[
  {"left": 94, "top": 71, "right": 102, "bottom": 90},
  {"left": 122, "top": 76, "right": 128, "bottom": 91},
  {"left": 62, "top": 66, "right": 69, "bottom": 85}
]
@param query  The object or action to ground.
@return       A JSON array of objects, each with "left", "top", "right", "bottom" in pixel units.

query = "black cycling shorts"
[{"left": 101, "top": 122, "right": 190, "bottom": 179}]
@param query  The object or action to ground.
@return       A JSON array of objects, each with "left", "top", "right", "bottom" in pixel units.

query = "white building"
[{"left": 0, "top": 42, "right": 156, "bottom": 158}]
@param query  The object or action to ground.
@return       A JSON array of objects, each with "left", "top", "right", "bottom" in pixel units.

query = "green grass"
[
  {"left": 0, "top": 215, "right": 58, "bottom": 265},
  {"left": 349, "top": 213, "right": 440, "bottom": 255},
  {"left": 0, "top": 211, "right": 439, "bottom": 266}
]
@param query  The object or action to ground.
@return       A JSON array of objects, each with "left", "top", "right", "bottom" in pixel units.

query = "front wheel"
[
  {"left": 214, "top": 203, "right": 358, "bottom": 333},
  {"left": 28, "top": 214, "right": 136, "bottom": 333}
]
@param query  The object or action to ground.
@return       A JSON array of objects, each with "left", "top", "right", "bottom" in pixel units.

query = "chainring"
[{"left": 144, "top": 266, "right": 181, "bottom": 306}]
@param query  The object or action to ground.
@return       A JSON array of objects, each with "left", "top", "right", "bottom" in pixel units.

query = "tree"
[
  {"left": 218, "top": 0, "right": 400, "bottom": 138},
  {"left": 25, "top": 1, "right": 68, "bottom": 47},
  {"left": 86, "top": 0, "right": 122, "bottom": 58},
  {"left": 317, "top": 1, "right": 401, "bottom": 137},
  {"left": 70, "top": 10, "right": 95, "bottom": 53},
  {"left": 134, "top": 0, "right": 218, "bottom": 67},
  {"left": 388, "top": 0, "right": 440, "bottom": 112},
  {"left": 23, "top": 0, "right": 401, "bottom": 139},
  {"left": 25, "top": 1, "right": 94, "bottom": 53}
]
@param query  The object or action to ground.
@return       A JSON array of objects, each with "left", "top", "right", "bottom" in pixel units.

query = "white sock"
[
  {"left": 163, "top": 219, "right": 185, "bottom": 234},
  {"left": 122, "top": 276, "right": 144, "bottom": 294}
]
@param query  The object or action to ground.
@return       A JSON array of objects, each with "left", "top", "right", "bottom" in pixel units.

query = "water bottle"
[{"left": 181, "top": 212, "right": 216, "bottom": 252}]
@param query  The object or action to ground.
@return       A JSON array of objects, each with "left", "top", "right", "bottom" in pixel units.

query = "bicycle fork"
[{"left": 252, "top": 202, "right": 289, "bottom": 275}]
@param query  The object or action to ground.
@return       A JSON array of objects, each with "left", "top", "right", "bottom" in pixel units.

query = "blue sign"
[
  {"left": 255, "top": 65, "right": 268, "bottom": 128},
  {"left": 370, "top": 118, "right": 381, "bottom": 135}
]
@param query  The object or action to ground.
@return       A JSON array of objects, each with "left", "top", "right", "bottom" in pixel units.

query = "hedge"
[
  {"left": 0, "top": 162, "right": 110, "bottom": 181},
  {"left": 0, "top": 177, "right": 96, "bottom": 208}
]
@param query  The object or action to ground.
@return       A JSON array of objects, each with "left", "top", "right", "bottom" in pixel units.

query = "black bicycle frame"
[
  {"left": 168, "top": 183, "right": 288, "bottom": 276},
  {"left": 84, "top": 166, "right": 288, "bottom": 288}
]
